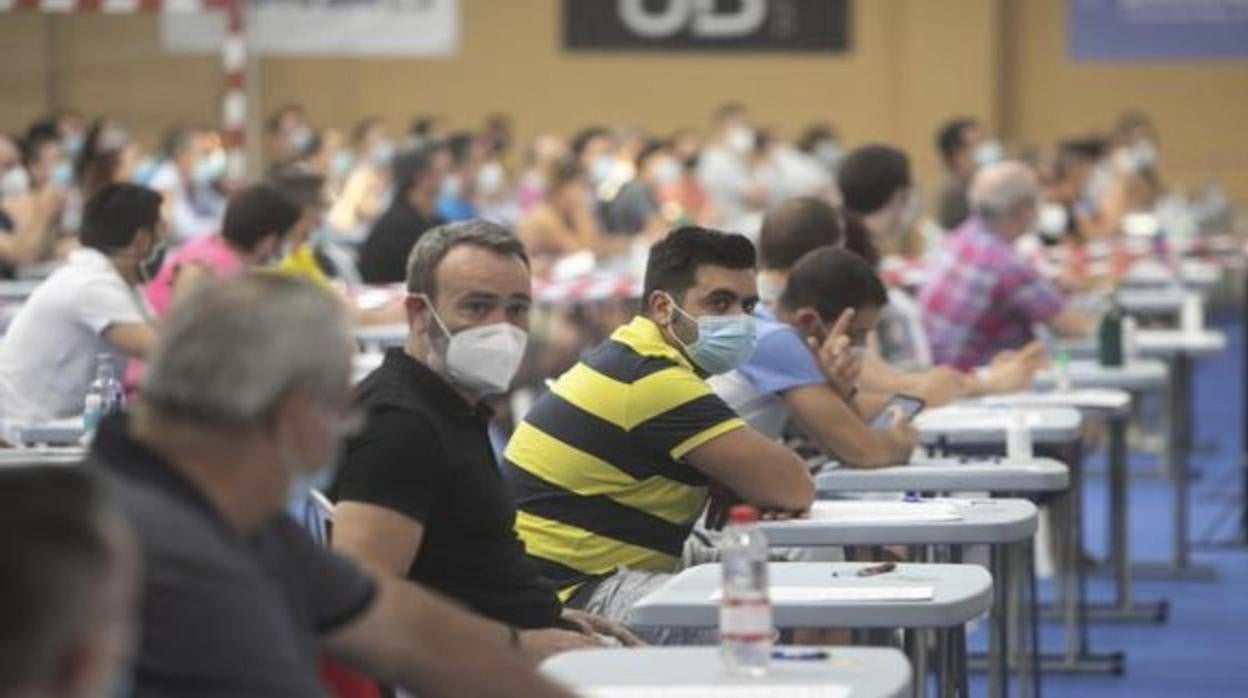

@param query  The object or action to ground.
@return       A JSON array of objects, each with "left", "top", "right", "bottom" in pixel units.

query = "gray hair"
[
  {"left": 969, "top": 161, "right": 1039, "bottom": 220},
  {"left": 405, "top": 220, "right": 529, "bottom": 298},
  {"left": 140, "top": 274, "right": 354, "bottom": 427}
]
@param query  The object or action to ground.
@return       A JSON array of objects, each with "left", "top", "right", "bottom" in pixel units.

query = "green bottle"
[{"left": 1098, "top": 296, "right": 1124, "bottom": 367}]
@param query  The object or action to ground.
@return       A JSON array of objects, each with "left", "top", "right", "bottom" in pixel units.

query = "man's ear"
[{"left": 647, "top": 290, "right": 673, "bottom": 325}]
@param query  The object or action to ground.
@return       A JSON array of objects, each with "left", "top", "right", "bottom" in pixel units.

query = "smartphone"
[{"left": 870, "top": 394, "right": 926, "bottom": 429}]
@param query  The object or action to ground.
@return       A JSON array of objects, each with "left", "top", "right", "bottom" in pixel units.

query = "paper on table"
[
  {"left": 580, "top": 685, "right": 852, "bottom": 698},
  {"left": 789, "top": 499, "right": 962, "bottom": 523},
  {"left": 710, "top": 586, "right": 935, "bottom": 603},
  {"left": 979, "top": 389, "right": 1129, "bottom": 410}
]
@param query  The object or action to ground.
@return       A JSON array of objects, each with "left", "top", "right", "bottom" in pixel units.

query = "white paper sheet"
[
  {"left": 581, "top": 685, "right": 851, "bottom": 698},
  {"left": 711, "top": 586, "right": 935, "bottom": 603},
  {"left": 788, "top": 499, "right": 962, "bottom": 523}
]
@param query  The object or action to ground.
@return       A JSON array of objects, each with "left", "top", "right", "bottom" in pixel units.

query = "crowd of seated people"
[{"left": 0, "top": 100, "right": 1230, "bottom": 696}]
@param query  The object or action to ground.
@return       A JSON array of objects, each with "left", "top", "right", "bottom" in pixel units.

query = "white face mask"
[
  {"left": 651, "top": 157, "right": 681, "bottom": 187},
  {"left": 0, "top": 166, "right": 29, "bottom": 198},
  {"left": 476, "top": 160, "right": 506, "bottom": 196},
  {"left": 973, "top": 140, "right": 1004, "bottom": 169},
  {"left": 423, "top": 298, "right": 529, "bottom": 395},
  {"left": 1038, "top": 202, "right": 1069, "bottom": 240},
  {"left": 726, "top": 126, "right": 755, "bottom": 155}
]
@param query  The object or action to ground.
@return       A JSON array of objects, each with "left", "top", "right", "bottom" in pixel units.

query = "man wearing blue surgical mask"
[
  {"left": 711, "top": 202, "right": 919, "bottom": 469},
  {"left": 505, "top": 226, "right": 815, "bottom": 642},
  {"left": 935, "top": 116, "right": 1004, "bottom": 231}
]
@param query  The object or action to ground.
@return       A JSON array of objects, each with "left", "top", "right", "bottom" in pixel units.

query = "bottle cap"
[{"left": 728, "top": 504, "right": 759, "bottom": 524}]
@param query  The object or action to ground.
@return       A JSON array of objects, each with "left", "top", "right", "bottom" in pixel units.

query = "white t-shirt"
[{"left": 0, "top": 248, "right": 151, "bottom": 422}]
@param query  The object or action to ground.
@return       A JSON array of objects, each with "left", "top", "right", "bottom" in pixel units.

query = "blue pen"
[
  {"left": 903, "top": 491, "right": 921, "bottom": 502},
  {"left": 772, "top": 649, "right": 829, "bottom": 661}
]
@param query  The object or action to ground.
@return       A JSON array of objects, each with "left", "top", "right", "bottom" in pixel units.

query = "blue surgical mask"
[
  {"left": 369, "top": 141, "right": 395, "bottom": 167},
  {"left": 668, "top": 298, "right": 758, "bottom": 375},
  {"left": 50, "top": 160, "right": 74, "bottom": 188},
  {"left": 193, "top": 151, "right": 226, "bottom": 186},
  {"left": 62, "top": 132, "right": 85, "bottom": 158},
  {"left": 331, "top": 149, "right": 354, "bottom": 178},
  {"left": 973, "top": 140, "right": 1004, "bottom": 169}
]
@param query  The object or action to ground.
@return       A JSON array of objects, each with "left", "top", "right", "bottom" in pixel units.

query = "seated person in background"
[
  {"left": 0, "top": 466, "right": 139, "bottom": 698},
  {"left": 148, "top": 126, "right": 222, "bottom": 244},
  {"left": 145, "top": 183, "right": 301, "bottom": 316},
  {"left": 934, "top": 116, "right": 1002, "bottom": 231},
  {"left": 0, "top": 134, "right": 66, "bottom": 275},
  {"left": 93, "top": 274, "right": 574, "bottom": 697},
  {"left": 0, "top": 183, "right": 162, "bottom": 423},
  {"left": 359, "top": 147, "right": 448, "bottom": 285},
  {"left": 920, "top": 161, "right": 1097, "bottom": 371},
  {"left": 836, "top": 146, "right": 1043, "bottom": 405},
  {"left": 711, "top": 246, "right": 918, "bottom": 468},
  {"left": 505, "top": 226, "right": 814, "bottom": 637},
  {"left": 516, "top": 158, "right": 607, "bottom": 276},
  {"left": 332, "top": 221, "right": 638, "bottom": 658},
  {"left": 605, "top": 139, "right": 680, "bottom": 239},
  {"left": 327, "top": 116, "right": 394, "bottom": 240}
]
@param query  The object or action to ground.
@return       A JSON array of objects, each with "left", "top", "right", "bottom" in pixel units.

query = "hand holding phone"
[{"left": 870, "top": 394, "right": 926, "bottom": 430}]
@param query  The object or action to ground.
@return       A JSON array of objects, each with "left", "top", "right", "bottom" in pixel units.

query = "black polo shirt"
[
  {"left": 333, "top": 348, "right": 563, "bottom": 630},
  {"left": 89, "top": 416, "right": 376, "bottom": 698}
]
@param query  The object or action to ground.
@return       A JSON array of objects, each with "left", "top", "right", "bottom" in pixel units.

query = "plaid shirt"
[{"left": 919, "top": 218, "right": 1065, "bottom": 370}]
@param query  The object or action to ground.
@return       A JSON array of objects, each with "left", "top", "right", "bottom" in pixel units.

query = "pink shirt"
[{"left": 145, "top": 233, "right": 246, "bottom": 317}]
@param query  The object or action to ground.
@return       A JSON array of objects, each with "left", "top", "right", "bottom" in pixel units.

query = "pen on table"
[
  {"left": 772, "top": 649, "right": 829, "bottom": 661},
  {"left": 856, "top": 561, "right": 896, "bottom": 577}
]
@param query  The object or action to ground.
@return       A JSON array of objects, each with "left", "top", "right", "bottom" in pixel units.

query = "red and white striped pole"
[{"left": 0, "top": 0, "right": 249, "bottom": 180}]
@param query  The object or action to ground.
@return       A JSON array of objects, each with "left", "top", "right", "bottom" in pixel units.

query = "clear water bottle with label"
[
  {"left": 719, "top": 504, "right": 772, "bottom": 676},
  {"left": 84, "top": 354, "right": 124, "bottom": 436}
]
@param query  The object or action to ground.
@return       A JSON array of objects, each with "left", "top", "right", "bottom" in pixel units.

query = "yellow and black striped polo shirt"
[{"left": 504, "top": 315, "right": 746, "bottom": 599}]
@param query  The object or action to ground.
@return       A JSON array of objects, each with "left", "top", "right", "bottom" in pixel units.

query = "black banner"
[{"left": 564, "top": 0, "right": 850, "bottom": 53}]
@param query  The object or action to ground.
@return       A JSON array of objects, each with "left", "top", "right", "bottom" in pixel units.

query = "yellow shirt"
[
  {"left": 504, "top": 316, "right": 745, "bottom": 598},
  {"left": 273, "top": 244, "right": 331, "bottom": 289}
]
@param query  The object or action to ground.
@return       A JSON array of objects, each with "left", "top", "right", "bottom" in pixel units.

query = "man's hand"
[
  {"left": 560, "top": 609, "right": 646, "bottom": 647},
  {"left": 809, "top": 308, "right": 862, "bottom": 399},
  {"left": 976, "top": 342, "right": 1047, "bottom": 395},
  {"left": 518, "top": 627, "right": 604, "bottom": 662},
  {"left": 913, "top": 366, "right": 971, "bottom": 407}
]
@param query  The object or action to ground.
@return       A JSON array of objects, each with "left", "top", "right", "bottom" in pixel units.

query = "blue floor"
[{"left": 968, "top": 315, "right": 1248, "bottom": 697}]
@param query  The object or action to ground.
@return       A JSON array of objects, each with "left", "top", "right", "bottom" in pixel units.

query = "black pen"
[{"left": 856, "top": 561, "right": 896, "bottom": 577}]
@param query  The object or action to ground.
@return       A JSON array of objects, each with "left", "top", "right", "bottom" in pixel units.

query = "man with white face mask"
[
  {"left": 698, "top": 103, "right": 768, "bottom": 234},
  {"left": 91, "top": 273, "right": 575, "bottom": 697},
  {"left": 333, "top": 220, "right": 640, "bottom": 659},
  {"left": 505, "top": 226, "right": 814, "bottom": 642},
  {"left": 605, "top": 139, "right": 679, "bottom": 238},
  {"left": 934, "top": 117, "right": 1004, "bottom": 231}
]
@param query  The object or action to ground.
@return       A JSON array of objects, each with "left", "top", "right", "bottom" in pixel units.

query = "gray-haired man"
[{"left": 89, "top": 273, "right": 573, "bottom": 697}]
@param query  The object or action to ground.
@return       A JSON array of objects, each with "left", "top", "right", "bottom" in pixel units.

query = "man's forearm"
[{"left": 329, "top": 576, "right": 575, "bottom": 698}]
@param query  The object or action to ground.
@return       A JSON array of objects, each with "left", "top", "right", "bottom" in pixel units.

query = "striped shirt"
[{"left": 504, "top": 316, "right": 746, "bottom": 598}]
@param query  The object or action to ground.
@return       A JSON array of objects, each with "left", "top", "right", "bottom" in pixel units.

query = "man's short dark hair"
[
  {"left": 837, "top": 144, "right": 912, "bottom": 216},
  {"left": 20, "top": 124, "right": 59, "bottom": 166},
  {"left": 643, "top": 226, "right": 756, "bottom": 305},
  {"left": 0, "top": 466, "right": 117, "bottom": 694},
  {"left": 267, "top": 163, "right": 327, "bottom": 210},
  {"left": 160, "top": 125, "right": 199, "bottom": 160},
  {"left": 570, "top": 127, "right": 611, "bottom": 159},
  {"left": 391, "top": 146, "right": 444, "bottom": 200},
  {"left": 1056, "top": 137, "right": 1107, "bottom": 179},
  {"left": 406, "top": 220, "right": 529, "bottom": 298},
  {"left": 351, "top": 116, "right": 384, "bottom": 147},
  {"left": 635, "top": 139, "right": 669, "bottom": 170},
  {"left": 758, "top": 197, "right": 845, "bottom": 271},
  {"left": 222, "top": 184, "right": 302, "bottom": 252},
  {"left": 79, "top": 183, "right": 162, "bottom": 253},
  {"left": 779, "top": 246, "right": 888, "bottom": 322},
  {"left": 264, "top": 103, "right": 305, "bottom": 135},
  {"left": 936, "top": 117, "right": 978, "bottom": 166}
]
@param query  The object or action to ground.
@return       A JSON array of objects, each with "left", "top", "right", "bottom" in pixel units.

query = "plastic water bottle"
[
  {"left": 1097, "top": 296, "right": 1125, "bottom": 367},
  {"left": 1055, "top": 350, "right": 1072, "bottom": 392},
  {"left": 1006, "top": 408, "right": 1033, "bottom": 461},
  {"left": 84, "top": 354, "right": 125, "bottom": 435},
  {"left": 720, "top": 504, "right": 772, "bottom": 676}
]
